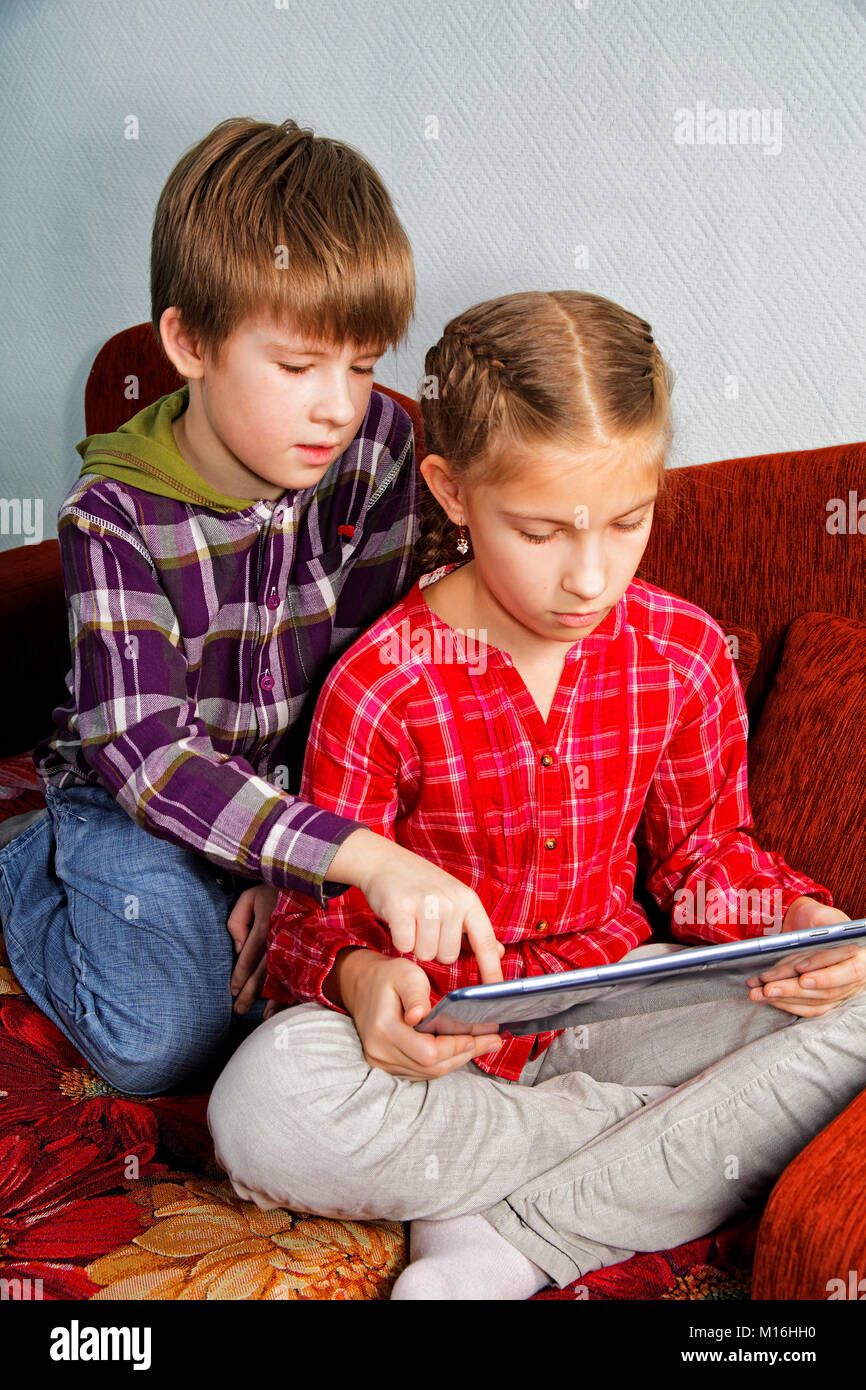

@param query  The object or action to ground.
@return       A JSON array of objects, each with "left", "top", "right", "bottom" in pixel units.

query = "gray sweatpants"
[{"left": 207, "top": 942, "right": 866, "bottom": 1289}]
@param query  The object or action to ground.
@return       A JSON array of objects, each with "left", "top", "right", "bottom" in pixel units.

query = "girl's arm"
[
  {"left": 264, "top": 649, "right": 504, "bottom": 1009},
  {"left": 640, "top": 662, "right": 833, "bottom": 942},
  {"left": 264, "top": 658, "right": 406, "bottom": 1008}
]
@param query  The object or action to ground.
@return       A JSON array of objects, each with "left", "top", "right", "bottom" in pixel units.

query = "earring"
[{"left": 456, "top": 523, "right": 469, "bottom": 555}]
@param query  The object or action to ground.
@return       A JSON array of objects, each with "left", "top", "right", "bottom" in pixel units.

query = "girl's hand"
[
  {"left": 329, "top": 828, "right": 505, "bottom": 984},
  {"left": 226, "top": 883, "right": 279, "bottom": 1015},
  {"left": 746, "top": 898, "right": 866, "bottom": 1016},
  {"left": 340, "top": 949, "right": 503, "bottom": 1079}
]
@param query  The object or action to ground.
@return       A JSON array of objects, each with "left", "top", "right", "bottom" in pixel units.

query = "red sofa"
[{"left": 0, "top": 323, "right": 863, "bottom": 1301}]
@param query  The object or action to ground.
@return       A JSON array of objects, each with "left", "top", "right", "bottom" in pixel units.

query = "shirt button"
[
  {"left": 544, "top": 837, "right": 557, "bottom": 850},
  {"left": 535, "top": 919, "right": 550, "bottom": 933},
  {"left": 260, "top": 672, "right": 275, "bottom": 692},
  {"left": 266, "top": 591, "right": 280, "bottom": 610},
  {"left": 540, "top": 754, "right": 554, "bottom": 767}
]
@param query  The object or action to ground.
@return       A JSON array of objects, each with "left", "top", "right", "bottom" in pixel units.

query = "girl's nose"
[{"left": 561, "top": 542, "right": 606, "bottom": 602}]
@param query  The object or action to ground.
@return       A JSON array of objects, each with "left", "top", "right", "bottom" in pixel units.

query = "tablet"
[{"left": 414, "top": 917, "right": 866, "bottom": 1035}]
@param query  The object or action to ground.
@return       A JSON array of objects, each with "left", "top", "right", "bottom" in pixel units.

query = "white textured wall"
[{"left": 1, "top": 0, "right": 863, "bottom": 550}]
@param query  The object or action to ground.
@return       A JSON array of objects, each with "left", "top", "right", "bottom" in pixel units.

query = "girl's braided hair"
[{"left": 414, "top": 290, "right": 675, "bottom": 576}]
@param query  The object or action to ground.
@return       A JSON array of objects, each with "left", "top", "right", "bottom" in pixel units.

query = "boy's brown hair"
[
  {"left": 415, "top": 290, "right": 675, "bottom": 575},
  {"left": 151, "top": 117, "right": 415, "bottom": 361}
]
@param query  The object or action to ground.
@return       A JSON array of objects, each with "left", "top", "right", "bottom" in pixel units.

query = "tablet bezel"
[{"left": 414, "top": 918, "right": 866, "bottom": 1035}]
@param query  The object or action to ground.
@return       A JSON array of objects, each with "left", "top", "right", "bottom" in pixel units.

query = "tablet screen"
[{"left": 415, "top": 924, "right": 866, "bottom": 1035}]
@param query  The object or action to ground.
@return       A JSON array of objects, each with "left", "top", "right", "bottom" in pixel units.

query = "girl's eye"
[{"left": 519, "top": 516, "right": 650, "bottom": 543}]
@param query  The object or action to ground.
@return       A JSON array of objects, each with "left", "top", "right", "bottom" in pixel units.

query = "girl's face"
[{"left": 424, "top": 435, "right": 661, "bottom": 649}]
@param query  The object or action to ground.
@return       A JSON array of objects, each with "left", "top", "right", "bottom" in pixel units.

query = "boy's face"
[{"left": 175, "top": 308, "right": 386, "bottom": 498}]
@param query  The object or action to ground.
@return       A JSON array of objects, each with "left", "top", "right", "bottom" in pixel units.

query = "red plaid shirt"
[{"left": 265, "top": 564, "right": 832, "bottom": 1081}]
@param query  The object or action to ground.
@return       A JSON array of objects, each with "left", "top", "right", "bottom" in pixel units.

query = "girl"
[{"left": 207, "top": 290, "right": 866, "bottom": 1301}]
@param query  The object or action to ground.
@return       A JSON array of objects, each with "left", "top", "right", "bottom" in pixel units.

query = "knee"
[
  {"left": 87, "top": 995, "right": 234, "bottom": 1097},
  {"left": 207, "top": 1005, "right": 364, "bottom": 1209},
  {"left": 208, "top": 1005, "right": 332, "bottom": 1155}
]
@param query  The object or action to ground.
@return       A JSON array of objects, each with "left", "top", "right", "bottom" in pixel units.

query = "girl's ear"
[{"left": 419, "top": 454, "right": 465, "bottom": 525}]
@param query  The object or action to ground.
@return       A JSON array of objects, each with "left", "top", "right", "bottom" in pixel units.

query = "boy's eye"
[{"left": 278, "top": 364, "right": 376, "bottom": 375}]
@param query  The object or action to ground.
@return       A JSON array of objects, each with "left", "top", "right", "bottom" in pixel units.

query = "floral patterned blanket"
[{"left": 0, "top": 755, "right": 757, "bottom": 1300}]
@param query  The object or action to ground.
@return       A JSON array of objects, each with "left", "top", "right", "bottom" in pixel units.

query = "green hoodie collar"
[{"left": 76, "top": 385, "right": 275, "bottom": 512}]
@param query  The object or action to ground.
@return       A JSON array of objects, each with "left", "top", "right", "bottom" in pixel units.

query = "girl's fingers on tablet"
[
  {"left": 378, "top": 1048, "right": 477, "bottom": 1080},
  {"left": 422, "top": 1036, "right": 503, "bottom": 1078},
  {"left": 797, "top": 949, "right": 866, "bottom": 988},
  {"left": 768, "top": 945, "right": 861, "bottom": 979},
  {"left": 394, "top": 1027, "right": 502, "bottom": 1078},
  {"left": 751, "top": 949, "right": 866, "bottom": 998},
  {"left": 750, "top": 981, "right": 824, "bottom": 1003},
  {"left": 747, "top": 947, "right": 854, "bottom": 988}
]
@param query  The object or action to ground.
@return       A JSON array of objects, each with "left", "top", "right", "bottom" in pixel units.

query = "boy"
[{"left": 0, "top": 117, "right": 502, "bottom": 1097}]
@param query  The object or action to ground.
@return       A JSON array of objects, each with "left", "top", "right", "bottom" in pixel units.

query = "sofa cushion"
[
  {"left": 723, "top": 622, "right": 761, "bottom": 696},
  {"left": 0, "top": 751, "right": 44, "bottom": 820},
  {"left": 746, "top": 612, "right": 866, "bottom": 920}
]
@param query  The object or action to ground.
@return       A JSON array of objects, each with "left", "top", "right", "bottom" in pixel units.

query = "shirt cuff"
[
  {"left": 778, "top": 877, "right": 834, "bottom": 920},
  {"left": 313, "top": 936, "right": 377, "bottom": 1015},
  {"left": 274, "top": 810, "right": 362, "bottom": 906}
]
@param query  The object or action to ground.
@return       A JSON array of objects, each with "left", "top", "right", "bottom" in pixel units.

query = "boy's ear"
[
  {"left": 419, "top": 453, "right": 465, "bottom": 525},
  {"left": 159, "top": 307, "right": 206, "bottom": 380}
]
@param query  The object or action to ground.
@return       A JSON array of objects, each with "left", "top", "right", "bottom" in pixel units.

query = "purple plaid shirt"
[{"left": 34, "top": 388, "right": 419, "bottom": 905}]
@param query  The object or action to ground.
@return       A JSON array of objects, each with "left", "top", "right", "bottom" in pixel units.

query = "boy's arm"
[
  {"left": 641, "top": 654, "right": 833, "bottom": 941},
  {"left": 55, "top": 512, "right": 363, "bottom": 906}
]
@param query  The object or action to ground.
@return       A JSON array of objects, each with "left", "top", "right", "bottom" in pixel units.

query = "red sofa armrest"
[{"left": 752, "top": 1087, "right": 866, "bottom": 1299}]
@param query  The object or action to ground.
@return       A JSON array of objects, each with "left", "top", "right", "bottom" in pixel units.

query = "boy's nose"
[{"left": 308, "top": 377, "right": 359, "bottom": 428}]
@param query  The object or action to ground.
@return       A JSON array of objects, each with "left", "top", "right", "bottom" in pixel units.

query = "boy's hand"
[
  {"left": 746, "top": 898, "right": 866, "bottom": 1016},
  {"left": 328, "top": 828, "right": 505, "bottom": 984},
  {"left": 339, "top": 949, "right": 503, "bottom": 1080},
  {"left": 226, "top": 883, "right": 279, "bottom": 1015}
]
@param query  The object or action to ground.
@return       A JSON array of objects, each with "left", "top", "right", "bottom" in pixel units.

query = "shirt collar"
[{"left": 411, "top": 568, "right": 630, "bottom": 668}]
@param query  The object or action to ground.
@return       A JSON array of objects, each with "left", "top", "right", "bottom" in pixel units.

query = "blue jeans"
[{"left": 0, "top": 782, "right": 264, "bottom": 1096}]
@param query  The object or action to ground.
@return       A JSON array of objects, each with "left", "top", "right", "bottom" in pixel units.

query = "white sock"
[{"left": 390, "top": 1213, "right": 549, "bottom": 1301}]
